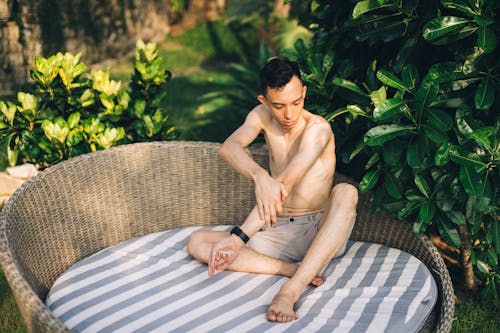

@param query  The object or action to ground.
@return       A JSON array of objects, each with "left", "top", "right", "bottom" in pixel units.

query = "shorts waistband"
[{"left": 276, "top": 212, "right": 323, "bottom": 225}]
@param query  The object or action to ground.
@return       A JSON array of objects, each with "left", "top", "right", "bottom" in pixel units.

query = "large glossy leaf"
[
  {"left": 370, "top": 86, "right": 387, "bottom": 107},
  {"left": 436, "top": 215, "right": 461, "bottom": 248},
  {"left": 459, "top": 166, "right": 492, "bottom": 208},
  {"left": 423, "top": 125, "right": 448, "bottom": 144},
  {"left": 415, "top": 80, "right": 439, "bottom": 121},
  {"left": 373, "top": 98, "right": 411, "bottom": 122},
  {"left": 422, "top": 16, "right": 475, "bottom": 45},
  {"left": 449, "top": 146, "right": 485, "bottom": 168},
  {"left": 477, "top": 26, "right": 497, "bottom": 53},
  {"left": 398, "top": 201, "right": 422, "bottom": 220},
  {"left": 395, "top": 37, "right": 418, "bottom": 72},
  {"left": 441, "top": 1, "right": 478, "bottom": 16},
  {"left": 352, "top": 0, "right": 396, "bottom": 18},
  {"left": 446, "top": 210, "right": 465, "bottom": 226},
  {"left": 413, "top": 216, "right": 429, "bottom": 234},
  {"left": 385, "top": 172, "right": 403, "bottom": 199},
  {"left": 401, "top": 64, "right": 419, "bottom": 91},
  {"left": 419, "top": 201, "right": 436, "bottom": 223},
  {"left": 426, "top": 108, "right": 453, "bottom": 131},
  {"left": 332, "top": 77, "right": 367, "bottom": 96},
  {"left": 382, "top": 140, "right": 403, "bottom": 166},
  {"left": 376, "top": 69, "right": 409, "bottom": 92},
  {"left": 435, "top": 142, "right": 454, "bottom": 166},
  {"left": 474, "top": 77, "right": 495, "bottom": 110},
  {"left": 364, "top": 124, "right": 416, "bottom": 146},
  {"left": 436, "top": 189, "right": 456, "bottom": 212},
  {"left": 359, "top": 169, "right": 379, "bottom": 192},
  {"left": 407, "top": 139, "right": 426, "bottom": 169},
  {"left": 414, "top": 174, "right": 431, "bottom": 198}
]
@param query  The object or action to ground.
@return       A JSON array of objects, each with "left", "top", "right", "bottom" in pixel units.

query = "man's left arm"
[{"left": 277, "top": 122, "right": 334, "bottom": 192}]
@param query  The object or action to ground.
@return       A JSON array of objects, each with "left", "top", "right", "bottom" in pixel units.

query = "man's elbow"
[{"left": 218, "top": 143, "right": 228, "bottom": 159}]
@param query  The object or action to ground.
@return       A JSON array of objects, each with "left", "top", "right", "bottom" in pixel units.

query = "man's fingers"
[
  {"left": 257, "top": 201, "right": 264, "bottom": 221},
  {"left": 269, "top": 205, "right": 277, "bottom": 226},
  {"left": 280, "top": 184, "right": 289, "bottom": 201}
]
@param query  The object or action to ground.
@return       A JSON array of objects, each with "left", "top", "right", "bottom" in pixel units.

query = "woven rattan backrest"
[{"left": 2, "top": 142, "right": 267, "bottom": 298}]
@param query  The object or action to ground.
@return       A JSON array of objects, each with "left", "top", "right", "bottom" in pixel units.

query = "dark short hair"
[{"left": 259, "top": 58, "right": 302, "bottom": 95}]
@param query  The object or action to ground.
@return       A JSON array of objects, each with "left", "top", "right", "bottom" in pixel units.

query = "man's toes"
[{"left": 267, "top": 310, "right": 277, "bottom": 322}]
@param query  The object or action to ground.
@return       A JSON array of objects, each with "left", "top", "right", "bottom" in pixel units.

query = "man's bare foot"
[
  {"left": 310, "top": 275, "right": 324, "bottom": 287},
  {"left": 267, "top": 292, "right": 297, "bottom": 323}
]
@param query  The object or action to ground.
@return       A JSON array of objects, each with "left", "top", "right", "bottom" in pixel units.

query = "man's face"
[{"left": 258, "top": 76, "right": 307, "bottom": 130}]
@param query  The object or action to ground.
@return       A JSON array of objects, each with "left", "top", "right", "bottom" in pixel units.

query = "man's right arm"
[{"left": 218, "top": 108, "right": 287, "bottom": 226}]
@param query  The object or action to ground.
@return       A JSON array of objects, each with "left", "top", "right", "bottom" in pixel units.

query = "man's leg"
[
  {"left": 187, "top": 229, "right": 299, "bottom": 277},
  {"left": 267, "top": 182, "right": 358, "bottom": 323}
]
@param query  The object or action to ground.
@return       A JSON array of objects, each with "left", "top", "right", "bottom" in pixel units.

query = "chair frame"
[{"left": 0, "top": 141, "right": 454, "bottom": 332}]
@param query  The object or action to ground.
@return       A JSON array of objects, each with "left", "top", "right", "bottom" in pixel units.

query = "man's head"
[
  {"left": 258, "top": 58, "right": 307, "bottom": 130},
  {"left": 259, "top": 58, "right": 302, "bottom": 96}
]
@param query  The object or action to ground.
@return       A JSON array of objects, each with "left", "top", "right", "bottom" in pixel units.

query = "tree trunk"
[{"left": 457, "top": 225, "right": 479, "bottom": 292}]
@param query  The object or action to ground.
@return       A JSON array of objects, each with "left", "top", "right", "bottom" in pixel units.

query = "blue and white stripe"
[{"left": 46, "top": 226, "right": 437, "bottom": 333}]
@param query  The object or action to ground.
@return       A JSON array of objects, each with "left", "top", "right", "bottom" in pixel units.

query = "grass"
[{"left": 1, "top": 19, "right": 500, "bottom": 332}]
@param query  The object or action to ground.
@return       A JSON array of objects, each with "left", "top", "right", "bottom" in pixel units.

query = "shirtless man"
[{"left": 187, "top": 58, "right": 358, "bottom": 323}]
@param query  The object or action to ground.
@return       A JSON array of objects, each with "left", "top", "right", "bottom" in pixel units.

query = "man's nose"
[{"left": 284, "top": 108, "right": 292, "bottom": 119}]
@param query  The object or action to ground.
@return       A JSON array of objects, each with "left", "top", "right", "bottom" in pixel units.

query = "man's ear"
[
  {"left": 257, "top": 94, "right": 267, "bottom": 106},
  {"left": 302, "top": 85, "right": 307, "bottom": 98}
]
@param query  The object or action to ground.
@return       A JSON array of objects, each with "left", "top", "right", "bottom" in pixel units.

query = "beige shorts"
[{"left": 246, "top": 212, "right": 352, "bottom": 263}]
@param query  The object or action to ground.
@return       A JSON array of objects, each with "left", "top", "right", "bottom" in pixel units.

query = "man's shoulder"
[
  {"left": 247, "top": 104, "right": 272, "bottom": 125},
  {"left": 304, "top": 112, "right": 333, "bottom": 135}
]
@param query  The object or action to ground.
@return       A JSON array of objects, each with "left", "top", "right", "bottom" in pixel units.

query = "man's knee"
[
  {"left": 331, "top": 183, "right": 358, "bottom": 206},
  {"left": 186, "top": 231, "right": 203, "bottom": 259}
]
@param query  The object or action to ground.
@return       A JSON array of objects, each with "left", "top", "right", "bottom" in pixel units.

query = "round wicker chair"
[{"left": 0, "top": 141, "right": 454, "bottom": 332}]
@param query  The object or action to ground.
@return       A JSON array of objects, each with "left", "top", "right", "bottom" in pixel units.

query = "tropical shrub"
[
  {"left": 0, "top": 40, "right": 173, "bottom": 169},
  {"left": 292, "top": 0, "right": 499, "bottom": 297}
]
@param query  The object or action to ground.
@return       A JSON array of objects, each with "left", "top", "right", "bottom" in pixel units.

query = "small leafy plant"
[{"left": 0, "top": 40, "right": 173, "bottom": 169}]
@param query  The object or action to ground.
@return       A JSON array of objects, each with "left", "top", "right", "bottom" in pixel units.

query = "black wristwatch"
[{"left": 229, "top": 226, "right": 250, "bottom": 244}]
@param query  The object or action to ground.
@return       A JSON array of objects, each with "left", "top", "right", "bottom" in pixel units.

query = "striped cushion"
[{"left": 46, "top": 226, "right": 437, "bottom": 332}]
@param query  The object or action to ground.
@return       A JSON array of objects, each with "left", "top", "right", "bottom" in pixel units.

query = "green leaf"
[
  {"left": 332, "top": 77, "right": 367, "bottom": 96},
  {"left": 398, "top": 201, "right": 422, "bottom": 220},
  {"left": 382, "top": 140, "right": 403, "bottom": 166},
  {"left": 365, "top": 153, "right": 379, "bottom": 170},
  {"left": 413, "top": 216, "right": 428, "bottom": 234},
  {"left": 459, "top": 165, "right": 486, "bottom": 198},
  {"left": 446, "top": 210, "right": 466, "bottom": 226},
  {"left": 405, "top": 189, "right": 426, "bottom": 202},
  {"left": 476, "top": 260, "right": 490, "bottom": 274},
  {"left": 415, "top": 80, "right": 439, "bottom": 120},
  {"left": 67, "top": 112, "right": 80, "bottom": 129},
  {"left": 436, "top": 215, "right": 461, "bottom": 248},
  {"left": 360, "top": 169, "right": 379, "bottom": 192},
  {"left": 441, "top": 1, "right": 478, "bottom": 16},
  {"left": 364, "top": 124, "right": 416, "bottom": 146},
  {"left": 449, "top": 146, "right": 484, "bottom": 168},
  {"left": 370, "top": 86, "right": 387, "bottom": 107},
  {"left": 352, "top": 0, "right": 395, "bottom": 18},
  {"left": 376, "top": 69, "right": 409, "bottom": 92},
  {"left": 407, "top": 139, "right": 425, "bottom": 169},
  {"left": 474, "top": 77, "right": 495, "bottom": 110},
  {"left": 385, "top": 173, "right": 403, "bottom": 199},
  {"left": 373, "top": 98, "right": 411, "bottom": 122},
  {"left": 401, "top": 64, "right": 419, "bottom": 91},
  {"left": 422, "top": 16, "right": 475, "bottom": 45},
  {"left": 426, "top": 108, "right": 453, "bottom": 131},
  {"left": 419, "top": 201, "right": 436, "bottom": 223},
  {"left": 423, "top": 124, "right": 449, "bottom": 144},
  {"left": 436, "top": 189, "right": 456, "bottom": 212},
  {"left": 414, "top": 174, "right": 431, "bottom": 198},
  {"left": 435, "top": 142, "right": 454, "bottom": 166},
  {"left": 477, "top": 26, "right": 497, "bottom": 53}
]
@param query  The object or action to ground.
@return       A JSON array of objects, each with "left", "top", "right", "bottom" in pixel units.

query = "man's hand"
[
  {"left": 208, "top": 235, "right": 244, "bottom": 277},
  {"left": 254, "top": 171, "right": 288, "bottom": 227}
]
